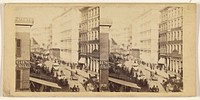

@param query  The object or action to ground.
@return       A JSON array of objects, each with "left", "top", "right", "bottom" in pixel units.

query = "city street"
[
  {"left": 138, "top": 65, "right": 166, "bottom": 92},
  {"left": 44, "top": 60, "right": 86, "bottom": 92}
]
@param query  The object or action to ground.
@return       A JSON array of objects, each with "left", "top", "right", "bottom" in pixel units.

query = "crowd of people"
[
  {"left": 162, "top": 75, "right": 183, "bottom": 92},
  {"left": 109, "top": 54, "right": 149, "bottom": 88},
  {"left": 149, "top": 85, "right": 159, "bottom": 92},
  {"left": 30, "top": 53, "right": 69, "bottom": 92},
  {"left": 70, "top": 85, "right": 80, "bottom": 92}
]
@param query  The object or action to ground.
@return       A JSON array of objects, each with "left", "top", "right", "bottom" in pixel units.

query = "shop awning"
[
  {"left": 108, "top": 77, "right": 141, "bottom": 89},
  {"left": 53, "top": 63, "right": 59, "bottom": 66},
  {"left": 78, "top": 57, "right": 86, "bottom": 64},
  {"left": 30, "top": 77, "right": 61, "bottom": 89},
  {"left": 158, "top": 58, "right": 166, "bottom": 64}
]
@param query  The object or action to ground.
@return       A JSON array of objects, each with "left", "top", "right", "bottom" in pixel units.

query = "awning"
[
  {"left": 53, "top": 63, "right": 59, "bottom": 66},
  {"left": 158, "top": 58, "right": 166, "bottom": 64},
  {"left": 30, "top": 77, "right": 61, "bottom": 89},
  {"left": 78, "top": 57, "right": 86, "bottom": 64},
  {"left": 108, "top": 77, "right": 141, "bottom": 89}
]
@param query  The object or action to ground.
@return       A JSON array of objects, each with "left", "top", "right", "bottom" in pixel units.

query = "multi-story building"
[
  {"left": 159, "top": 6, "right": 183, "bottom": 75},
  {"left": 52, "top": 8, "right": 80, "bottom": 63},
  {"left": 79, "top": 6, "right": 112, "bottom": 71},
  {"left": 15, "top": 17, "right": 34, "bottom": 91},
  {"left": 132, "top": 9, "right": 160, "bottom": 66},
  {"left": 79, "top": 7, "right": 112, "bottom": 90},
  {"left": 79, "top": 7, "right": 101, "bottom": 73}
]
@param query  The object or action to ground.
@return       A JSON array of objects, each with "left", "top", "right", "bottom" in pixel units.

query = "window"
[
  {"left": 16, "top": 70, "right": 21, "bottom": 89},
  {"left": 171, "top": 32, "right": 173, "bottom": 41},
  {"left": 181, "top": 45, "right": 183, "bottom": 54},
  {"left": 177, "top": 31, "right": 179, "bottom": 40},
  {"left": 16, "top": 39, "right": 21, "bottom": 57},
  {"left": 96, "top": 30, "right": 99, "bottom": 40},
  {"left": 94, "top": 31, "right": 96, "bottom": 40},
  {"left": 181, "top": 31, "right": 183, "bottom": 40},
  {"left": 174, "top": 31, "right": 176, "bottom": 40},
  {"left": 91, "top": 31, "right": 94, "bottom": 40}
]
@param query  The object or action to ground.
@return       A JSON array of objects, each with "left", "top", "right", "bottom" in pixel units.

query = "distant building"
[
  {"left": 30, "top": 37, "right": 40, "bottom": 53},
  {"left": 132, "top": 9, "right": 160, "bottom": 66},
  {"left": 110, "top": 38, "right": 118, "bottom": 53},
  {"left": 52, "top": 8, "right": 80, "bottom": 63},
  {"left": 159, "top": 6, "right": 183, "bottom": 75},
  {"left": 129, "top": 49, "right": 140, "bottom": 60},
  {"left": 31, "top": 24, "right": 52, "bottom": 51},
  {"left": 15, "top": 17, "right": 34, "bottom": 91},
  {"left": 112, "top": 24, "right": 132, "bottom": 53}
]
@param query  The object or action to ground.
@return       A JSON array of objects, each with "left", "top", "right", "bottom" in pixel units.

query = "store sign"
[{"left": 16, "top": 60, "right": 29, "bottom": 64}]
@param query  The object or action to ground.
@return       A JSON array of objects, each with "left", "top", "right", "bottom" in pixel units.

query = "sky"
[
  {"left": 15, "top": 6, "right": 68, "bottom": 29},
  {"left": 15, "top": 5, "right": 163, "bottom": 30},
  {"left": 15, "top": 5, "right": 164, "bottom": 46}
]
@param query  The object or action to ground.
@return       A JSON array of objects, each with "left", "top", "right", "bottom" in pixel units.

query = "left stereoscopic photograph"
[{"left": 3, "top": 3, "right": 197, "bottom": 96}]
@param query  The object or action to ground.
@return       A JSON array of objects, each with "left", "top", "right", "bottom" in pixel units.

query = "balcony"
[
  {"left": 168, "top": 40, "right": 183, "bottom": 44},
  {"left": 92, "top": 27, "right": 99, "bottom": 30},
  {"left": 79, "top": 41, "right": 88, "bottom": 44},
  {"left": 167, "top": 50, "right": 182, "bottom": 58},
  {"left": 159, "top": 30, "right": 169, "bottom": 34},
  {"left": 79, "top": 30, "right": 88, "bottom": 34},
  {"left": 171, "top": 26, "right": 182, "bottom": 31},
  {"left": 80, "top": 52, "right": 87, "bottom": 56},
  {"left": 88, "top": 39, "right": 99, "bottom": 43},
  {"left": 159, "top": 41, "right": 167, "bottom": 45},
  {"left": 87, "top": 49, "right": 100, "bottom": 58},
  {"left": 159, "top": 53, "right": 167, "bottom": 56}
]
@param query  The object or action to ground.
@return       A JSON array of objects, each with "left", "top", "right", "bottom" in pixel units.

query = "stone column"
[{"left": 99, "top": 17, "right": 112, "bottom": 92}]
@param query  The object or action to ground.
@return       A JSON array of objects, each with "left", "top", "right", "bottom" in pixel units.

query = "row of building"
[
  {"left": 121, "top": 6, "right": 183, "bottom": 75},
  {"left": 30, "top": 6, "right": 183, "bottom": 76}
]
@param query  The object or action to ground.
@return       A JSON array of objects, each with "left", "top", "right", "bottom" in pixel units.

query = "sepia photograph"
[{"left": 3, "top": 3, "right": 197, "bottom": 96}]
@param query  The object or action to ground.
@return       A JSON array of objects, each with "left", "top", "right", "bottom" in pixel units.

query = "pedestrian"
[
  {"left": 156, "top": 86, "right": 159, "bottom": 92},
  {"left": 152, "top": 85, "right": 156, "bottom": 92},
  {"left": 73, "top": 85, "right": 76, "bottom": 92},
  {"left": 76, "top": 85, "right": 80, "bottom": 92},
  {"left": 155, "top": 71, "right": 157, "bottom": 75}
]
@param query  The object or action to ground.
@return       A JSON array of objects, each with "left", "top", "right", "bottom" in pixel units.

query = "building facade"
[
  {"left": 79, "top": 7, "right": 100, "bottom": 73},
  {"left": 52, "top": 8, "right": 80, "bottom": 63},
  {"left": 79, "top": 7, "right": 112, "bottom": 73},
  {"left": 79, "top": 7, "right": 112, "bottom": 90},
  {"left": 132, "top": 9, "right": 160, "bottom": 65},
  {"left": 15, "top": 17, "right": 34, "bottom": 91},
  {"left": 159, "top": 6, "right": 183, "bottom": 75}
]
